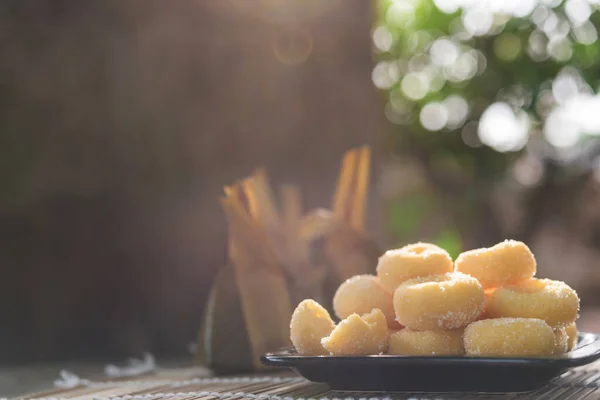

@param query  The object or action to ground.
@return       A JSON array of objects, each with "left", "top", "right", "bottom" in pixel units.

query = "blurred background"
[{"left": 1, "top": 0, "right": 600, "bottom": 366}]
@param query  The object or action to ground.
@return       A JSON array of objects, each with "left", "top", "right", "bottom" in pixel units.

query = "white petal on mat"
[
  {"left": 53, "top": 370, "right": 88, "bottom": 388},
  {"left": 104, "top": 353, "right": 156, "bottom": 378}
]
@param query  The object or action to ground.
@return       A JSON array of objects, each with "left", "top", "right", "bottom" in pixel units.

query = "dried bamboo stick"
[
  {"left": 333, "top": 148, "right": 358, "bottom": 221},
  {"left": 220, "top": 194, "right": 276, "bottom": 273},
  {"left": 223, "top": 184, "right": 245, "bottom": 254},
  {"left": 241, "top": 178, "right": 261, "bottom": 221},
  {"left": 248, "top": 167, "right": 281, "bottom": 229},
  {"left": 280, "top": 183, "right": 302, "bottom": 232},
  {"left": 349, "top": 146, "right": 371, "bottom": 231},
  {"left": 331, "top": 146, "right": 371, "bottom": 231}
]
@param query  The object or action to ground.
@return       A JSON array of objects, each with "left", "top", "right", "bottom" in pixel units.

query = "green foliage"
[
  {"left": 375, "top": 0, "right": 600, "bottom": 246},
  {"left": 433, "top": 228, "right": 463, "bottom": 259},
  {"left": 375, "top": 0, "right": 600, "bottom": 154},
  {"left": 387, "top": 192, "right": 436, "bottom": 236}
]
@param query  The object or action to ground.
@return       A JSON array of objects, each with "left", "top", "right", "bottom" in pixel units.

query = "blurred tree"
[{"left": 374, "top": 0, "right": 600, "bottom": 262}]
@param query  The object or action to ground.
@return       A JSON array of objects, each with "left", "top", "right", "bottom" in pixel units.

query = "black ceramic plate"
[{"left": 261, "top": 332, "right": 600, "bottom": 393}]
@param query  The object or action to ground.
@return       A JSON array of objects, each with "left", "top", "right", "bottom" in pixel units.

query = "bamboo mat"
[{"left": 15, "top": 359, "right": 600, "bottom": 400}]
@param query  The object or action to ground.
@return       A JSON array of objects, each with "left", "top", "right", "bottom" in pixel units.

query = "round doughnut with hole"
[
  {"left": 333, "top": 274, "right": 398, "bottom": 328},
  {"left": 393, "top": 272, "right": 485, "bottom": 331},
  {"left": 454, "top": 240, "right": 536, "bottom": 289},
  {"left": 376, "top": 242, "right": 453, "bottom": 294},
  {"left": 485, "top": 278, "right": 579, "bottom": 328}
]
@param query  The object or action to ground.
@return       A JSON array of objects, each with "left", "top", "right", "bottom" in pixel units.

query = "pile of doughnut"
[{"left": 289, "top": 240, "right": 580, "bottom": 357}]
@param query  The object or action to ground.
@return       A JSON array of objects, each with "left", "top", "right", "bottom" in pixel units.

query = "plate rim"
[{"left": 262, "top": 331, "right": 600, "bottom": 368}]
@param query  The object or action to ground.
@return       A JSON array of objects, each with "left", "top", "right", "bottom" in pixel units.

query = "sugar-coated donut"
[
  {"left": 464, "top": 318, "right": 555, "bottom": 357},
  {"left": 289, "top": 238, "right": 581, "bottom": 358},
  {"left": 376, "top": 242, "right": 453, "bottom": 294},
  {"left": 486, "top": 278, "right": 580, "bottom": 328},
  {"left": 553, "top": 327, "right": 569, "bottom": 355},
  {"left": 565, "top": 322, "right": 578, "bottom": 351},
  {"left": 321, "top": 309, "right": 388, "bottom": 355},
  {"left": 454, "top": 240, "right": 536, "bottom": 288},
  {"left": 388, "top": 329, "right": 464, "bottom": 356},
  {"left": 474, "top": 288, "right": 495, "bottom": 321},
  {"left": 290, "top": 299, "right": 335, "bottom": 355},
  {"left": 393, "top": 272, "right": 485, "bottom": 331},
  {"left": 360, "top": 308, "right": 389, "bottom": 352},
  {"left": 333, "top": 274, "right": 398, "bottom": 328}
]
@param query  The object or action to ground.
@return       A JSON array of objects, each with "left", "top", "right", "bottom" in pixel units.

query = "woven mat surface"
[
  {"left": 2, "top": 359, "right": 208, "bottom": 399},
  {"left": 14, "top": 359, "right": 600, "bottom": 400}
]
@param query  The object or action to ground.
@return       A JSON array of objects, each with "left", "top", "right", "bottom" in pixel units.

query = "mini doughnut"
[
  {"left": 565, "top": 322, "right": 578, "bottom": 351},
  {"left": 454, "top": 240, "right": 536, "bottom": 288},
  {"left": 393, "top": 272, "right": 485, "bottom": 331},
  {"left": 290, "top": 299, "right": 335, "bottom": 355},
  {"left": 478, "top": 288, "right": 496, "bottom": 319},
  {"left": 333, "top": 274, "right": 398, "bottom": 328},
  {"left": 377, "top": 243, "right": 453, "bottom": 294},
  {"left": 553, "top": 327, "right": 569, "bottom": 355},
  {"left": 388, "top": 329, "right": 464, "bottom": 356},
  {"left": 321, "top": 309, "right": 388, "bottom": 355},
  {"left": 361, "top": 308, "right": 389, "bottom": 352},
  {"left": 464, "top": 318, "right": 555, "bottom": 357},
  {"left": 486, "top": 278, "right": 580, "bottom": 328}
]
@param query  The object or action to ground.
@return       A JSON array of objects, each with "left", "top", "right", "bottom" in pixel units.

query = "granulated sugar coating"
[
  {"left": 463, "top": 317, "right": 555, "bottom": 357},
  {"left": 393, "top": 272, "right": 485, "bottom": 331},
  {"left": 553, "top": 327, "right": 569, "bottom": 355},
  {"left": 321, "top": 309, "right": 389, "bottom": 355},
  {"left": 565, "top": 322, "right": 578, "bottom": 351},
  {"left": 361, "top": 308, "right": 389, "bottom": 353},
  {"left": 333, "top": 274, "right": 398, "bottom": 328},
  {"left": 454, "top": 239, "right": 536, "bottom": 288},
  {"left": 388, "top": 329, "right": 464, "bottom": 356},
  {"left": 486, "top": 278, "right": 580, "bottom": 328},
  {"left": 376, "top": 242, "right": 453, "bottom": 294},
  {"left": 288, "top": 239, "right": 581, "bottom": 357},
  {"left": 476, "top": 288, "right": 496, "bottom": 321},
  {"left": 289, "top": 299, "right": 335, "bottom": 356}
]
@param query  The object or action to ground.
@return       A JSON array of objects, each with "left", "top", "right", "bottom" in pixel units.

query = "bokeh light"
[
  {"left": 462, "top": 7, "right": 494, "bottom": 36},
  {"left": 544, "top": 107, "right": 582, "bottom": 148},
  {"left": 386, "top": 1, "right": 416, "bottom": 26},
  {"left": 430, "top": 38, "right": 459, "bottom": 66},
  {"left": 372, "top": 61, "right": 400, "bottom": 89},
  {"left": 565, "top": 0, "right": 592, "bottom": 26},
  {"left": 432, "top": 0, "right": 459, "bottom": 14},
  {"left": 573, "top": 20, "right": 599, "bottom": 43},
  {"left": 420, "top": 101, "right": 449, "bottom": 131},
  {"left": 271, "top": 28, "right": 313, "bottom": 65},
  {"left": 444, "top": 95, "right": 469, "bottom": 129},
  {"left": 513, "top": 154, "right": 545, "bottom": 187},
  {"left": 401, "top": 72, "right": 429, "bottom": 100},
  {"left": 373, "top": 26, "right": 394, "bottom": 52},
  {"left": 478, "top": 102, "right": 530, "bottom": 152},
  {"left": 494, "top": 33, "right": 522, "bottom": 61}
]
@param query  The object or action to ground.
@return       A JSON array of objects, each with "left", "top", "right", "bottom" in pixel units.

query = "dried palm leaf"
[{"left": 220, "top": 186, "right": 293, "bottom": 369}]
